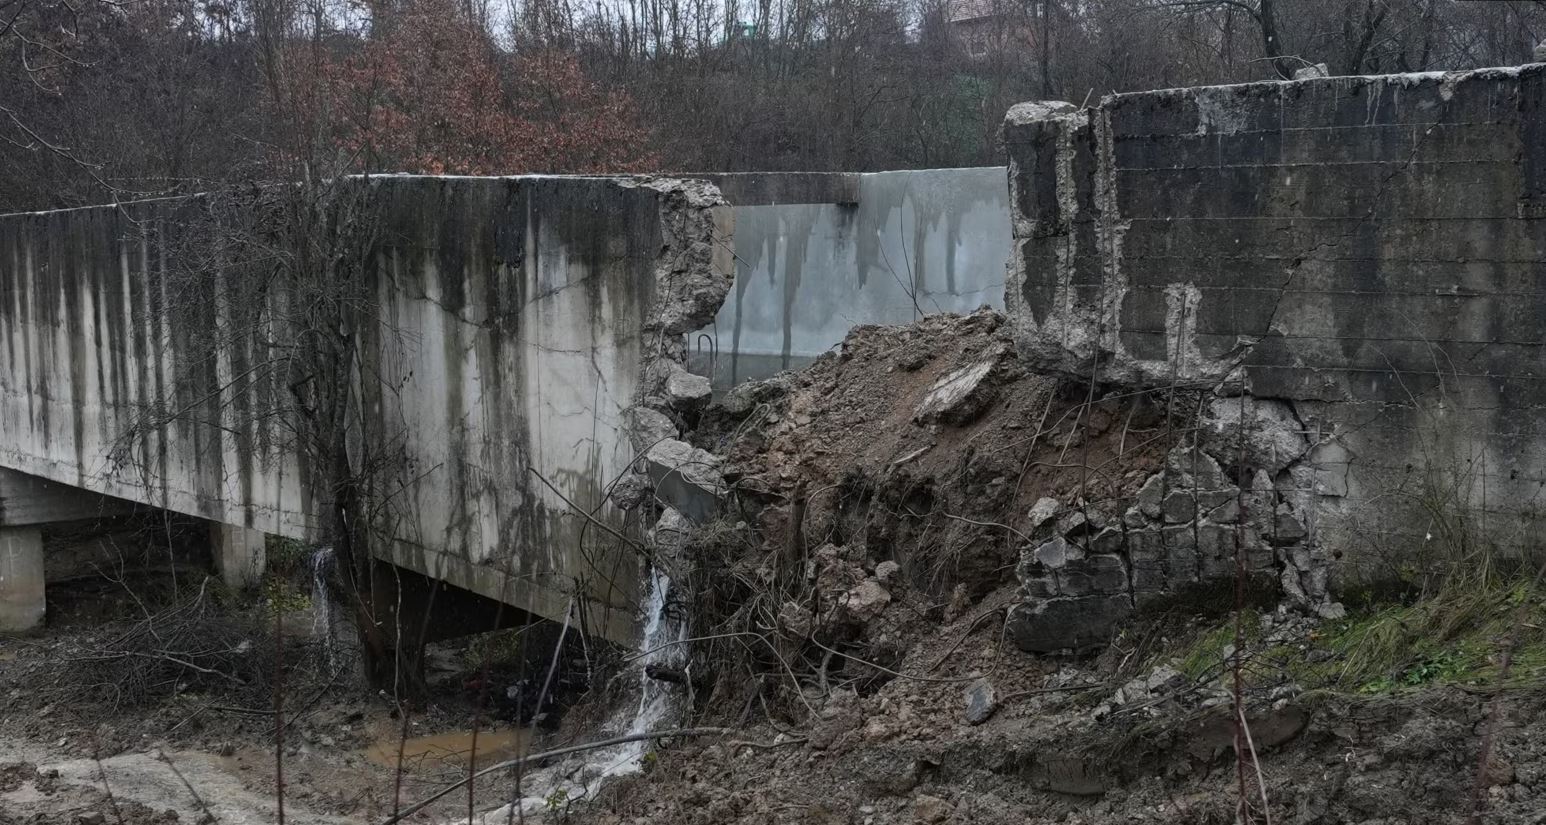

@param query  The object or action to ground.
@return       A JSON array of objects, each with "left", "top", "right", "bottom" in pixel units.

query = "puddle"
[{"left": 363, "top": 727, "right": 532, "bottom": 770}]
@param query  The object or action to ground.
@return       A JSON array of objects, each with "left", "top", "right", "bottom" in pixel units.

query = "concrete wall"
[
  {"left": 0, "top": 176, "right": 733, "bottom": 640},
  {"left": 1003, "top": 65, "right": 1546, "bottom": 574},
  {"left": 692, "top": 168, "right": 1011, "bottom": 386}
]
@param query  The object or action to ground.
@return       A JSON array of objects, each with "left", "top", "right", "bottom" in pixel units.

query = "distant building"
[{"left": 947, "top": 0, "right": 1036, "bottom": 60}]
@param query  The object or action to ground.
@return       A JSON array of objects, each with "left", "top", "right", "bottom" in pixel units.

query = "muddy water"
[{"left": 363, "top": 726, "right": 533, "bottom": 771}]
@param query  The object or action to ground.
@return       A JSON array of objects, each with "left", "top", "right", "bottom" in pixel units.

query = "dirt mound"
[{"left": 707, "top": 309, "right": 1163, "bottom": 593}]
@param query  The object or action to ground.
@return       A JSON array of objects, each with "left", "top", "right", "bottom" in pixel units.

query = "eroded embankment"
[{"left": 586, "top": 307, "right": 1546, "bottom": 825}]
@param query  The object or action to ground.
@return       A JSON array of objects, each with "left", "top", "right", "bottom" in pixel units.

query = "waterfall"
[
  {"left": 616, "top": 565, "right": 689, "bottom": 765},
  {"left": 476, "top": 564, "right": 689, "bottom": 822},
  {"left": 308, "top": 545, "right": 340, "bottom": 675}
]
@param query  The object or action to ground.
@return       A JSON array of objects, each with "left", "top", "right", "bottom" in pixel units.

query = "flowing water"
[
  {"left": 308, "top": 545, "right": 344, "bottom": 676},
  {"left": 474, "top": 565, "right": 689, "bottom": 821}
]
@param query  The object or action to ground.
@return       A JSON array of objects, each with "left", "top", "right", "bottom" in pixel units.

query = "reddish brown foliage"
[{"left": 313, "top": 0, "right": 655, "bottom": 176}]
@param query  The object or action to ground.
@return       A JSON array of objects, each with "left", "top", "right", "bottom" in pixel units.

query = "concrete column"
[
  {"left": 0, "top": 527, "right": 45, "bottom": 633},
  {"left": 210, "top": 524, "right": 267, "bottom": 591}
]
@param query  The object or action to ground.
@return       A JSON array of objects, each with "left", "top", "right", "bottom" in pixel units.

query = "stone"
[
  {"left": 1033, "top": 536, "right": 1073, "bottom": 569},
  {"left": 664, "top": 367, "right": 712, "bottom": 410},
  {"left": 1293, "top": 63, "right": 1329, "bottom": 79},
  {"left": 841, "top": 580, "right": 892, "bottom": 623},
  {"left": 874, "top": 560, "right": 900, "bottom": 583},
  {"left": 913, "top": 344, "right": 1006, "bottom": 425},
  {"left": 607, "top": 474, "right": 652, "bottom": 510},
  {"left": 1057, "top": 554, "right": 1127, "bottom": 595},
  {"left": 1021, "top": 574, "right": 1058, "bottom": 599},
  {"left": 622, "top": 406, "right": 678, "bottom": 453},
  {"left": 1055, "top": 510, "right": 1090, "bottom": 537},
  {"left": 1027, "top": 497, "right": 1061, "bottom": 531},
  {"left": 1007, "top": 595, "right": 1133, "bottom": 653},
  {"left": 1272, "top": 504, "right": 1308, "bottom": 544},
  {"left": 779, "top": 601, "right": 815, "bottom": 637},
  {"left": 913, "top": 794, "right": 953, "bottom": 824},
  {"left": 963, "top": 678, "right": 997, "bottom": 725},
  {"left": 1090, "top": 526, "right": 1124, "bottom": 555},
  {"left": 719, "top": 371, "right": 794, "bottom": 416},
  {"left": 1135, "top": 473, "right": 1165, "bottom": 519},
  {"left": 1199, "top": 395, "right": 1308, "bottom": 476},
  {"left": 1537, "top": 41, "right": 1546, "bottom": 63},
  {"left": 644, "top": 439, "right": 726, "bottom": 522}
]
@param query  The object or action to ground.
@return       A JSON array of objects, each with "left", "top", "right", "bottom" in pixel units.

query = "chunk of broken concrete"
[
  {"left": 665, "top": 367, "right": 713, "bottom": 410},
  {"left": 912, "top": 345, "right": 1005, "bottom": 425},
  {"left": 644, "top": 439, "right": 726, "bottom": 522},
  {"left": 964, "top": 678, "right": 997, "bottom": 725},
  {"left": 1007, "top": 595, "right": 1133, "bottom": 653},
  {"left": 1199, "top": 395, "right": 1308, "bottom": 476},
  {"left": 719, "top": 371, "right": 795, "bottom": 416},
  {"left": 1033, "top": 535, "right": 1074, "bottom": 569},
  {"left": 1056, "top": 554, "right": 1127, "bottom": 596},
  {"left": 623, "top": 406, "right": 678, "bottom": 453},
  {"left": 1028, "top": 497, "right": 1061, "bottom": 532}
]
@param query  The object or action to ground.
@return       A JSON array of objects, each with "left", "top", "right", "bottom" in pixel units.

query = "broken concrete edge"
[
  {"left": 1002, "top": 64, "right": 1546, "bottom": 392},
  {"left": 615, "top": 178, "right": 736, "bottom": 604}
]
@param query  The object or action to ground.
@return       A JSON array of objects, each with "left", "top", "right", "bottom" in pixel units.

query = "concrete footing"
[
  {"left": 210, "top": 524, "right": 267, "bottom": 591},
  {"left": 0, "top": 526, "right": 45, "bottom": 633}
]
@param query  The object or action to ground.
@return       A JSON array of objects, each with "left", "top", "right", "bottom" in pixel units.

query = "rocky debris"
[
  {"left": 912, "top": 342, "right": 1009, "bottom": 426},
  {"left": 1027, "top": 497, "right": 1060, "bottom": 532},
  {"left": 644, "top": 439, "right": 727, "bottom": 522},
  {"left": 718, "top": 371, "right": 796, "bottom": 417},
  {"left": 1008, "top": 594, "right": 1133, "bottom": 653},
  {"left": 1009, "top": 390, "right": 1336, "bottom": 652},
  {"left": 840, "top": 579, "right": 893, "bottom": 624},
  {"left": 633, "top": 177, "right": 735, "bottom": 341},
  {"left": 1197, "top": 394, "right": 1308, "bottom": 477},
  {"left": 963, "top": 678, "right": 997, "bottom": 725},
  {"left": 608, "top": 474, "right": 653, "bottom": 510},
  {"left": 664, "top": 364, "right": 713, "bottom": 411},
  {"left": 912, "top": 794, "right": 954, "bottom": 823},
  {"left": 623, "top": 406, "right": 679, "bottom": 453},
  {"left": 1293, "top": 63, "right": 1330, "bottom": 79}
]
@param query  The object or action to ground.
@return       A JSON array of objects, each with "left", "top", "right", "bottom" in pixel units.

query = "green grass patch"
[{"left": 1153, "top": 567, "right": 1546, "bottom": 698}]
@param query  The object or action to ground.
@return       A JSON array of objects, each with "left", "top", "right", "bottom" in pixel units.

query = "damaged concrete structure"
[
  {"left": 1003, "top": 65, "right": 1546, "bottom": 648},
  {"left": 0, "top": 176, "right": 733, "bottom": 636}
]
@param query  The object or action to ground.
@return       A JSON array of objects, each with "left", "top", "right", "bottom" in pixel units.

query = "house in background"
[{"left": 947, "top": 0, "right": 1036, "bottom": 60}]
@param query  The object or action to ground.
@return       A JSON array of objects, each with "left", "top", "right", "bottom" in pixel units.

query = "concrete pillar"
[
  {"left": 210, "top": 524, "right": 267, "bottom": 591},
  {"left": 0, "top": 527, "right": 45, "bottom": 633}
]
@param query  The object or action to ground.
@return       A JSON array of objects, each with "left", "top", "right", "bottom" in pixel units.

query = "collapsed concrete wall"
[
  {"left": 690, "top": 168, "right": 1011, "bottom": 387},
  {"left": 1002, "top": 64, "right": 1546, "bottom": 626},
  {"left": 0, "top": 176, "right": 733, "bottom": 641}
]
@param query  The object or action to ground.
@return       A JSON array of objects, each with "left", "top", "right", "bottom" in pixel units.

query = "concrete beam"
[
  {"left": 0, "top": 468, "right": 138, "bottom": 526},
  {"left": 0, "top": 527, "right": 45, "bottom": 633},
  {"left": 210, "top": 524, "right": 266, "bottom": 591},
  {"left": 697, "top": 172, "right": 860, "bottom": 206}
]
